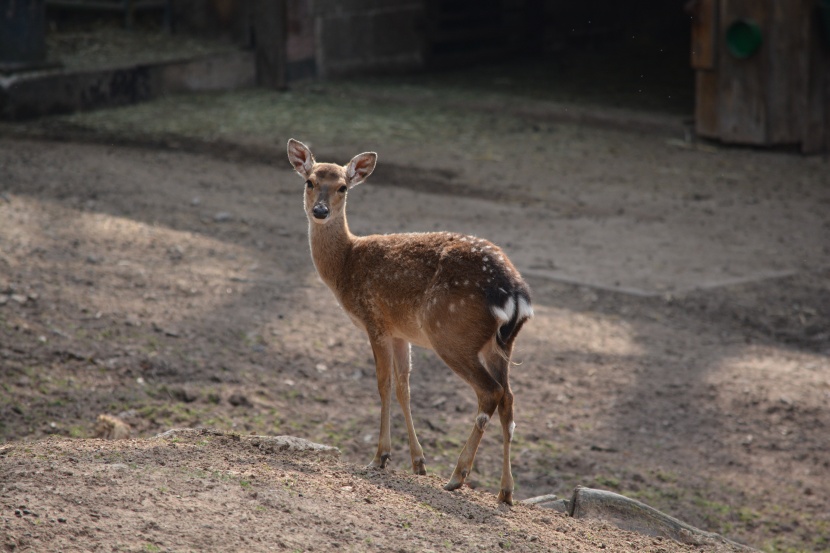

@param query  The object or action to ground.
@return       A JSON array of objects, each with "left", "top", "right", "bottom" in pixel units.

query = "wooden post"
[
  {"left": 251, "top": 0, "right": 287, "bottom": 89},
  {"left": 690, "top": 0, "right": 720, "bottom": 138},
  {"left": 804, "top": 1, "right": 830, "bottom": 153}
]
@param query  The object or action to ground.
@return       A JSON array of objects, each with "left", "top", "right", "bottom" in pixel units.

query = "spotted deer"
[{"left": 287, "top": 139, "right": 532, "bottom": 504}]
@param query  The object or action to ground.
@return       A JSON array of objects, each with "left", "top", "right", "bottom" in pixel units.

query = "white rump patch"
[
  {"left": 517, "top": 296, "right": 534, "bottom": 320},
  {"left": 490, "top": 296, "right": 515, "bottom": 324}
]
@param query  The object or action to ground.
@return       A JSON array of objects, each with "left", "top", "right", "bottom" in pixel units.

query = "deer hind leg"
[
  {"left": 368, "top": 336, "right": 394, "bottom": 469},
  {"left": 483, "top": 342, "right": 516, "bottom": 505},
  {"left": 392, "top": 338, "right": 426, "bottom": 475},
  {"left": 435, "top": 348, "right": 504, "bottom": 494}
]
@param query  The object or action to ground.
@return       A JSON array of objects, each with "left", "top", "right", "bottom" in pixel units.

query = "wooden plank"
[
  {"left": 690, "top": 0, "right": 718, "bottom": 70},
  {"left": 717, "top": 0, "right": 769, "bottom": 144},
  {"left": 765, "top": 0, "right": 809, "bottom": 144},
  {"left": 802, "top": 1, "right": 830, "bottom": 153},
  {"left": 695, "top": 70, "right": 719, "bottom": 137}
]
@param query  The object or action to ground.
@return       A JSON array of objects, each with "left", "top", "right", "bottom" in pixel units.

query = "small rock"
[
  {"left": 168, "top": 245, "right": 184, "bottom": 260},
  {"left": 214, "top": 212, "right": 233, "bottom": 223},
  {"left": 228, "top": 393, "right": 252, "bottom": 407},
  {"left": 170, "top": 386, "right": 198, "bottom": 403},
  {"left": 58, "top": 518, "right": 67, "bottom": 523},
  {"left": 315, "top": 363, "right": 328, "bottom": 373},
  {"left": 95, "top": 414, "right": 132, "bottom": 440},
  {"left": 152, "top": 322, "right": 180, "bottom": 337},
  {"left": 10, "top": 294, "right": 27, "bottom": 304}
]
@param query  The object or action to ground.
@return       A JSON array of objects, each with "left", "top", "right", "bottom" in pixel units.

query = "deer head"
[{"left": 287, "top": 139, "right": 377, "bottom": 225}]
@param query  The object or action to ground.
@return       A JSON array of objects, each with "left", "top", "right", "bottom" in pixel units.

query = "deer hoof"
[
  {"left": 443, "top": 469, "right": 468, "bottom": 491},
  {"left": 368, "top": 452, "right": 391, "bottom": 469},
  {"left": 443, "top": 480, "right": 463, "bottom": 492},
  {"left": 497, "top": 489, "right": 514, "bottom": 506},
  {"left": 413, "top": 457, "right": 427, "bottom": 476}
]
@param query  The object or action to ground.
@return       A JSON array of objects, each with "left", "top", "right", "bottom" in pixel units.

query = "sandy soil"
[{"left": 1, "top": 91, "right": 829, "bottom": 552}]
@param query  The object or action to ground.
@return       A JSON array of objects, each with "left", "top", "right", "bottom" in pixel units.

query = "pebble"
[
  {"left": 214, "top": 212, "right": 233, "bottom": 222},
  {"left": 228, "top": 393, "right": 251, "bottom": 407}
]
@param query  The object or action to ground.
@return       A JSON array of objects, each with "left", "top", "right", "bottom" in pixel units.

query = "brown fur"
[{"left": 287, "top": 139, "right": 532, "bottom": 504}]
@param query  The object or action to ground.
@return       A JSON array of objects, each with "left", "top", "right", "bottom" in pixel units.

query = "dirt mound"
[{"left": 1, "top": 429, "right": 747, "bottom": 553}]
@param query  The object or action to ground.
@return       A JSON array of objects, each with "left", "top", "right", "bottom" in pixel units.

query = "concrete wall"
[{"left": 313, "top": 0, "right": 425, "bottom": 77}]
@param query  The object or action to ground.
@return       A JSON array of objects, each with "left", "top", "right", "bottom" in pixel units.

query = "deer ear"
[
  {"left": 287, "top": 139, "right": 315, "bottom": 179},
  {"left": 346, "top": 152, "right": 377, "bottom": 188}
]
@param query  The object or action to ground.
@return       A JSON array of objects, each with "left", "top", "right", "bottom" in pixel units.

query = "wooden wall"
[{"left": 692, "top": 0, "right": 830, "bottom": 153}]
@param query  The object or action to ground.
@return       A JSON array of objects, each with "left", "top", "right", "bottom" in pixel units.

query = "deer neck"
[{"left": 308, "top": 214, "right": 354, "bottom": 289}]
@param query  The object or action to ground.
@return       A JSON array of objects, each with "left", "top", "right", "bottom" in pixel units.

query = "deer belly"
[{"left": 344, "top": 303, "right": 432, "bottom": 349}]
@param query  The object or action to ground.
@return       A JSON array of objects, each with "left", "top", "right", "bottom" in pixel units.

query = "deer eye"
[
  {"left": 305, "top": 181, "right": 313, "bottom": 190},
  {"left": 338, "top": 185, "right": 348, "bottom": 193}
]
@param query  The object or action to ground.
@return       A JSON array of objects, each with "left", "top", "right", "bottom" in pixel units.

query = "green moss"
[{"left": 593, "top": 474, "right": 621, "bottom": 490}]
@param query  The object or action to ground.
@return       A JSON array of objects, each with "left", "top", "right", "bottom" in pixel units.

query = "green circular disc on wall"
[{"left": 726, "top": 19, "right": 763, "bottom": 59}]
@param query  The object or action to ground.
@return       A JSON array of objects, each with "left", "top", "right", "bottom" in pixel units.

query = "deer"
[{"left": 287, "top": 139, "right": 532, "bottom": 504}]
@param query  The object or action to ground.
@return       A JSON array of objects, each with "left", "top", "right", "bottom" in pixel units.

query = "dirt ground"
[{"left": 1, "top": 82, "right": 829, "bottom": 552}]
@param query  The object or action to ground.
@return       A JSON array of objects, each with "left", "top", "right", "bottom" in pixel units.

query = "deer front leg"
[
  {"left": 392, "top": 338, "right": 426, "bottom": 475},
  {"left": 368, "top": 337, "right": 393, "bottom": 469}
]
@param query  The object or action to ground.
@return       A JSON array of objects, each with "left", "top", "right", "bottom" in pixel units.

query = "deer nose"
[{"left": 312, "top": 204, "right": 329, "bottom": 219}]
